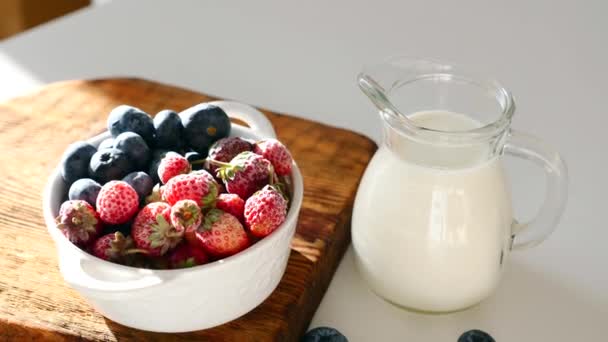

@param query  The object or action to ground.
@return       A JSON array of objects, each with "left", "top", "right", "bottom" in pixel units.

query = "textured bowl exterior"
[{"left": 42, "top": 104, "right": 303, "bottom": 332}]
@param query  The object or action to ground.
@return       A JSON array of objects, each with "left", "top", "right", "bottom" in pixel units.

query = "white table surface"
[{"left": 1, "top": 1, "right": 606, "bottom": 340}]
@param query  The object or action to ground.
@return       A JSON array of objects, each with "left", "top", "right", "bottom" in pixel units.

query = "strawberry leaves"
[
  {"left": 214, "top": 151, "right": 256, "bottom": 182},
  {"left": 55, "top": 200, "right": 100, "bottom": 245},
  {"left": 149, "top": 214, "right": 183, "bottom": 255},
  {"left": 201, "top": 209, "right": 222, "bottom": 231},
  {"left": 201, "top": 182, "right": 218, "bottom": 208},
  {"left": 106, "top": 232, "right": 145, "bottom": 262}
]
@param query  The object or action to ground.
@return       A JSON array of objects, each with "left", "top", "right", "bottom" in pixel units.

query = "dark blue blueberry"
[
  {"left": 458, "top": 329, "right": 495, "bottom": 342},
  {"left": 114, "top": 132, "right": 150, "bottom": 171},
  {"left": 88, "top": 148, "right": 133, "bottom": 184},
  {"left": 107, "top": 105, "right": 155, "bottom": 145},
  {"left": 60, "top": 141, "right": 97, "bottom": 186},
  {"left": 154, "top": 109, "right": 184, "bottom": 150},
  {"left": 148, "top": 149, "right": 170, "bottom": 183},
  {"left": 98, "top": 138, "right": 114, "bottom": 150},
  {"left": 301, "top": 327, "right": 348, "bottom": 342},
  {"left": 122, "top": 171, "right": 154, "bottom": 203},
  {"left": 180, "top": 103, "right": 230, "bottom": 154},
  {"left": 185, "top": 151, "right": 206, "bottom": 170},
  {"left": 68, "top": 178, "right": 102, "bottom": 207}
]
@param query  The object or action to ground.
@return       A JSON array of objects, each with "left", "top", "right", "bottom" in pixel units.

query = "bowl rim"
[{"left": 42, "top": 125, "right": 304, "bottom": 276}]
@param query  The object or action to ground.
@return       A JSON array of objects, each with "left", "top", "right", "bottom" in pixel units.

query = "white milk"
[{"left": 352, "top": 111, "right": 513, "bottom": 312}]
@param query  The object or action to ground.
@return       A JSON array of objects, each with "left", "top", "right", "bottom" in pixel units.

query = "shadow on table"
[
  {"left": 318, "top": 249, "right": 607, "bottom": 341},
  {"left": 461, "top": 259, "right": 607, "bottom": 340},
  {"left": 406, "top": 260, "right": 607, "bottom": 340}
]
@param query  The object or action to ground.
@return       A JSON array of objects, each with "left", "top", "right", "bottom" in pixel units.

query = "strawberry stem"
[
  {"left": 206, "top": 158, "right": 231, "bottom": 167},
  {"left": 166, "top": 230, "right": 184, "bottom": 238},
  {"left": 124, "top": 249, "right": 149, "bottom": 255},
  {"left": 190, "top": 159, "right": 207, "bottom": 165},
  {"left": 268, "top": 164, "right": 277, "bottom": 185}
]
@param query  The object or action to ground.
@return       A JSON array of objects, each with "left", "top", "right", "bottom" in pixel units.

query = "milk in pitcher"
[{"left": 352, "top": 111, "right": 513, "bottom": 312}]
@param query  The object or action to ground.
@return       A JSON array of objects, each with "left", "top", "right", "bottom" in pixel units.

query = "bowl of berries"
[{"left": 42, "top": 101, "right": 303, "bottom": 332}]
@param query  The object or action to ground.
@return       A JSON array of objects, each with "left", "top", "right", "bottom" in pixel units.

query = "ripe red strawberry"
[
  {"left": 170, "top": 199, "right": 202, "bottom": 232},
  {"left": 184, "top": 228, "right": 203, "bottom": 248},
  {"left": 158, "top": 152, "right": 191, "bottom": 184},
  {"left": 191, "top": 169, "right": 219, "bottom": 188},
  {"left": 168, "top": 243, "right": 209, "bottom": 269},
  {"left": 253, "top": 139, "right": 293, "bottom": 176},
  {"left": 215, "top": 151, "right": 272, "bottom": 199},
  {"left": 162, "top": 172, "right": 218, "bottom": 207},
  {"left": 216, "top": 193, "right": 245, "bottom": 221},
  {"left": 208, "top": 137, "right": 252, "bottom": 173},
  {"left": 96, "top": 181, "right": 139, "bottom": 225},
  {"left": 196, "top": 209, "right": 250, "bottom": 258},
  {"left": 244, "top": 185, "right": 288, "bottom": 237},
  {"left": 56, "top": 200, "right": 102, "bottom": 245},
  {"left": 132, "top": 202, "right": 183, "bottom": 256},
  {"left": 92, "top": 232, "right": 137, "bottom": 263}
]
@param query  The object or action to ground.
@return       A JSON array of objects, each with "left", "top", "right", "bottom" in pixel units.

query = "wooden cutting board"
[{"left": 0, "top": 78, "right": 376, "bottom": 341}]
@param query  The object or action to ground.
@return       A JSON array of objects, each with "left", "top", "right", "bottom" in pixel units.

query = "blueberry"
[
  {"left": 301, "top": 327, "right": 348, "bottom": 342},
  {"left": 114, "top": 132, "right": 150, "bottom": 170},
  {"left": 107, "top": 105, "right": 155, "bottom": 145},
  {"left": 185, "top": 151, "right": 206, "bottom": 170},
  {"left": 60, "top": 141, "right": 97, "bottom": 186},
  {"left": 180, "top": 103, "right": 230, "bottom": 154},
  {"left": 458, "top": 329, "right": 495, "bottom": 342},
  {"left": 148, "top": 149, "right": 170, "bottom": 183},
  {"left": 68, "top": 178, "right": 102, "bottom": 207},
  {"left": 122, "top": 171, "right": 154, "bottom": 202},
  {"left": 98, "top": 138, "right": 114, "bottom": 150},
  {"left": 154, "top": 109, "right": 184, "bottom": 150},
  {"left": 89, "top": 148, "right": 133, "bottom": 184}
]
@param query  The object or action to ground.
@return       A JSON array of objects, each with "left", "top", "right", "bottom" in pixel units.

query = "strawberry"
[
  {"left": 191, "top": 169, "right": 219, "bottom": 188},
  {"left": 158, "top": 152, "right": 191, "bottom": 184},
  {"left": 170, "top": 199, "right": 202, "bottom": 232},
  {"left": 253, "top": 139, "right": 293, "bottom": 176},
  {"left": 132, "top": 202, "right": 183, "bottom": 256},
  {"left": 91, "top": 232, "right": 141, "bottom": 263},
  {"left": 214, "top": 151, "right": 272, "bottom": 199},
  {"left": 196, "top": 209, "right": 249, "bottom": 258},
  {"left": 184, "top": 228, "right": 203, "bottom": 248},
  {"left": 56, "top": 200, "right": 102, "bottom": 245},
  {"left": 162, "top": 172, "right": 218, "bottom": 207},
  {"left": 244, "top": 185, "right": 288, "bottom": 237},
  {"left": 207, "top": 137, "right": 252, "bottom": 173},
  {"left": 168, "top": 243, "right": 209, "bottom": 268},
  {"left": 96, "top": 181, "right": 139, "bottom": 225},
  {"left": 216, "top": 193, "right": 245, "bottom": 221}
]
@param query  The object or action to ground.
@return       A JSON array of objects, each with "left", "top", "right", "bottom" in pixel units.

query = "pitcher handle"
[{"left": 504, "top": 129, "right": 568, "bottom": 250}]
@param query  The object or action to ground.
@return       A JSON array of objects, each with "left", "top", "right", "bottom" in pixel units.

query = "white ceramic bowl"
[{"left": 42, "top": 101, "right": 304, "bottom": 332}]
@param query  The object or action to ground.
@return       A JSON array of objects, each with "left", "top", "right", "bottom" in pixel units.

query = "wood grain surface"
[{"left": 0, "top": 78, "right": 376, "bottom": 341}]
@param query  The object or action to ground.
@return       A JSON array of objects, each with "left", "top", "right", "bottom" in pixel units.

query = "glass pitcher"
[{"left": 352, "top": 57, "right": 568, "bottom": 313}]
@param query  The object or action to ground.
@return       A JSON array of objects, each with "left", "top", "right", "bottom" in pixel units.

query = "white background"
[{"left": 1, "top": 1, "right": 606, "bottom": 340}]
